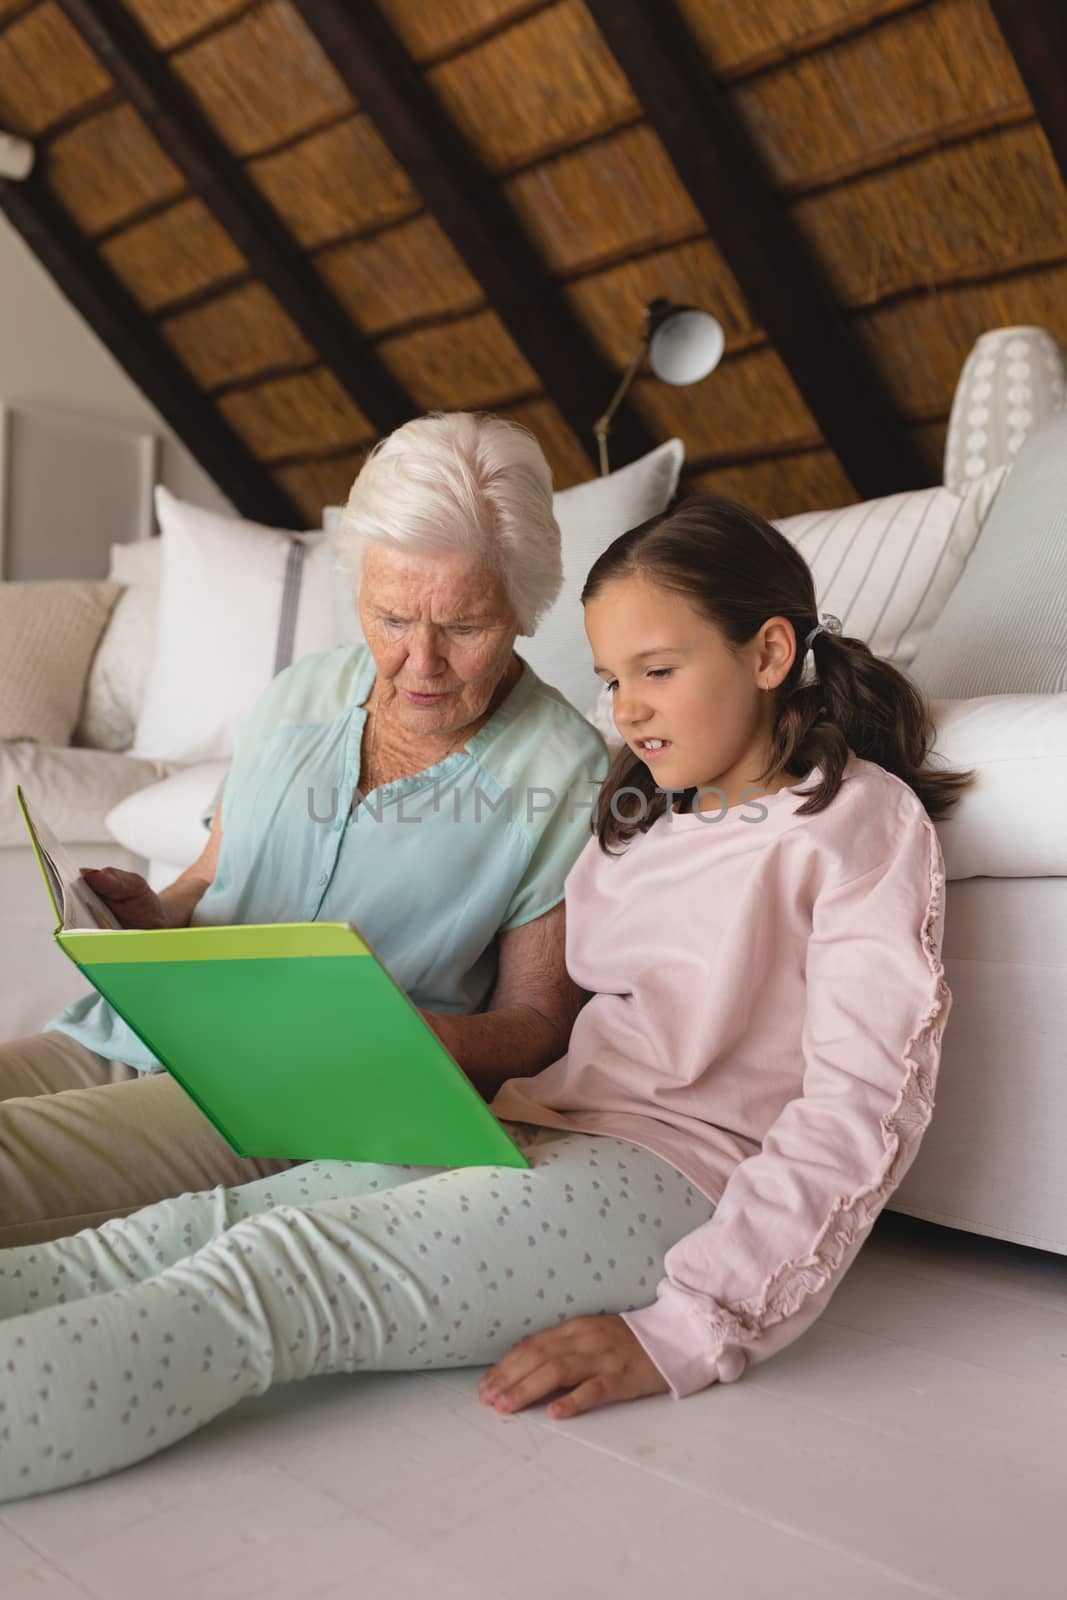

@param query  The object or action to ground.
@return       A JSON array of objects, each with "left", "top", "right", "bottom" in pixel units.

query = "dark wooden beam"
[
  {"left": 55, "top": 0, "right": 416, "bottom": 439},
  {"left": 988, "top": 0, "right": 1067, "bottom": 191},
  {"left": 585, "top": 0, "right": 933, "bottom": 499},
  {"left": 0, "top": 170, "right": 304, "bottom": 526},
  {"left": 292, "top": 0, "right": 656, "bottom": 473}
]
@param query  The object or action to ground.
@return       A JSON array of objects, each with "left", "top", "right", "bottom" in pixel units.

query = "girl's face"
[{"left": 584, "top": 572, "right": 797, "bottom": 806}]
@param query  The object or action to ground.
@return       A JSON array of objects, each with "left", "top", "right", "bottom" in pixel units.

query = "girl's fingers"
[
  {"left": 485, "top": 1351, "right": 588, "bottom": 1414},
  {"left": 547, "top": 1376, "right": 609, "bottom": 1420},
  {"left": 479, "top": 1322, "right": 591, "bottom": 1400},
  {"left": 478, "top": 1316, "right": 669, "bottom": 1419}
]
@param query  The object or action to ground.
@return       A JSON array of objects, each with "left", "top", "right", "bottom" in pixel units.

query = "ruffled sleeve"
[{"left": 620, "top": 808, "right": 951, "bottom": 1398}]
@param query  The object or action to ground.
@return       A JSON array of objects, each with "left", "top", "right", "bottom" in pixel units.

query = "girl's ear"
[{"left": 757, "top": 617, "right": 797, "bottom": 688}]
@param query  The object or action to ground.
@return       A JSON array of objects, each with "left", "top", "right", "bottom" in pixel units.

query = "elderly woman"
[{"left": 0, "top": 412, "right": 606, "bottom": 1247}]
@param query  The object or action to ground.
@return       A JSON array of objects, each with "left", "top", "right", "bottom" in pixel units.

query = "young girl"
[{"left": 0, "top": 495, "right": 972, "bottom": 1500}]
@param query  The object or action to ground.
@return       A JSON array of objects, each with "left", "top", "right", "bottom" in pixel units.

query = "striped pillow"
[{"left": 773, "top": 469, "right": 1006, "bottom": 670}]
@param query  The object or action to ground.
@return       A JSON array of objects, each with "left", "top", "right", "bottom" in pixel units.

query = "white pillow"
[
  {"left": 321, "top": 503, "right": 363, "bottom": 644},
  {"left": 586, "top": 681, "right": 624, "bottom": 755},
  {"left": 521, "top": 440, "right": 684, "bottom": 711},
  {"left": 75, "top": 538, "right": 162, "bottom": 752},
  {"left": 106, "top": 760, "right": 231, "bottom": 875},
  {"left": 132, "top": 488, "right": 360, "bottom": 763},
  {"left": 773, "top": 471, "right": 1007, "bottom": 670},
  {"left": 323, "top": 438, "right": 685, "bottom": 715},
  {"left": 929, "top": 694, "right": 1067, "bottom": 880}
]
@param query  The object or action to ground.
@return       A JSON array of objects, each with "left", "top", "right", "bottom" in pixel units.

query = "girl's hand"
[{"left": 477, "top": 1314, "right": 669, "bottom": 1420}]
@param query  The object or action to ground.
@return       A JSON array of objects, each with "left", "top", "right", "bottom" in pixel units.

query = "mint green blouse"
[{"left": 47, "top": 645, "right": 608, "bottom": 1071}]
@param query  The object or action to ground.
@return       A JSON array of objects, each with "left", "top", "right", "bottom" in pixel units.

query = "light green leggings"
[{"left": 0, "top": 1120, "right": 715, "bottom": 1502}]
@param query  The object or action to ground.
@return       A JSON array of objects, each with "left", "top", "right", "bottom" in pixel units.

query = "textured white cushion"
[
  {"left": 773, "top": 470, "right": 1007, "bottom": 671},
  {"left": 75, "top": 539, "right": 161, "bottom": 752},
  {"left": 132, "top": 488, "right": 359, "bottom": 763},
  {"left": 944, "top": 326, "right": 1067, "bottom": 490},
  {"left": 105, "top": 760, "right": 229, "bottom": 872},
  {"left": 930, "top": 695, "right": 1067, "bottom": 879},
  {"left": 0, "top": 580, "right": 121, "bottom": 746},
  {"left": 0, "top": 742, "right": 180, "bottom": 847}
]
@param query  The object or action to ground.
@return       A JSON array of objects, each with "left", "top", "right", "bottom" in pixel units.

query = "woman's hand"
[
  {"left": 477, "top": 1314, "right": 669, "bottom": 1421},
  {"left": 79, "top": 866, "right": 170, "bottom": 930}
]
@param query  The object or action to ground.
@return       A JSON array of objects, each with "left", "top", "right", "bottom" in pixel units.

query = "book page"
[{"left": 17, "top": 788, "right": 121, "bottom": 931}]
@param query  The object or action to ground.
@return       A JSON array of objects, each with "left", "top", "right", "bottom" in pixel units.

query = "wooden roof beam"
[
  {"left": 291, "top": 0, "right": 656, "bottom": 473},
  {"left": 988, "top": 0, "right": 1067, "bottom": 191},
  {"left": 0, "top": 169, "right": 304, "bottom": 526},
  {"left": 55, "top": 0, "right": 416, "bottom": 439},
  {"left": 585, "top": 0, "right": 933, "bottom": 499}
]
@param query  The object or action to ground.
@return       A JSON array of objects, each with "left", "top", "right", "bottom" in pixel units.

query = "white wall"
[{"left": 0, "top": 210, "right": 232, "bottom": 578}]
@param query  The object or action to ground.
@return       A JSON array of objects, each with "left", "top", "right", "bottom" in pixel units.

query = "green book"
[{"left": 16, "top": 785, "right": 528, "bottom": 1170}]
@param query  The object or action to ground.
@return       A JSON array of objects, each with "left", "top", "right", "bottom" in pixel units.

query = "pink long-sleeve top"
[{"left": 489, "top": 752, "right": 951, "bottom": 1399}]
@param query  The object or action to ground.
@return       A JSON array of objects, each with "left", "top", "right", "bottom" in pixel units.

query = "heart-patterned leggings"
[{"left": 0, "top": 1120, "right": 715, "bottom": 1501}]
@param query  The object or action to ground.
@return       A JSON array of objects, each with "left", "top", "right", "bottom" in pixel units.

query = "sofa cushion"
[
  {"left": 0, "top": 743, "right": 180, "bottom": 847},
  {"left": 929, "top": 694, "right": 1067, "bottom": 880},
  {"left": 75, "top": 538, "right": 161, "bottom": 752},
  {"left": 105, "top": 760, "right": 230, "bottom": 873},
  {"left": 0, "top": 580, "right": 122, "bottom": 746},
  {"left": 909, "top": 412, "right": 1067, "bottom": 696}
]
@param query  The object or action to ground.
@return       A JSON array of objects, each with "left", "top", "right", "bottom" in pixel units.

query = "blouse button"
[{"left": 317, "top": 872, "right": 328, "bottom": 886}]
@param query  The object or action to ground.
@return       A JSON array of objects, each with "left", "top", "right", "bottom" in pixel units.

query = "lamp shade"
[
  {"left": 647, "top": 302, "right": 724, "bottom": 386},
  {"left": 0, "top": 131, "right": 34, "bottom": 181}
]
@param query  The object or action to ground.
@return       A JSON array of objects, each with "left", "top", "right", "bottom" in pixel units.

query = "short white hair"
[{"left": 334, "top": 411, "right": 562, "bottom": 635}]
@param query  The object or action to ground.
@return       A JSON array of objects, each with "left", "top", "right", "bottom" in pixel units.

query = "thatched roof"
[{"left": 1, "top": 0, "right": 1065, "bottom": 524}]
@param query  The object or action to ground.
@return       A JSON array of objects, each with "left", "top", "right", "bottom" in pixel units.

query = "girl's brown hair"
[{"left": 581, "top": 493, "right": 976, "bottom": 853}]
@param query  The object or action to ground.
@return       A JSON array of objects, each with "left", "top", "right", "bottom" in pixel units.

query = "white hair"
[{"left": 333, "top": 411, "right": 562, "bottom": 635}]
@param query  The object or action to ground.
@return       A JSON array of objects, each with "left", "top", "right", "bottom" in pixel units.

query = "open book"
[
  {"left": 18, "top": 788, "right": 121, "bottom": 932},
  {"left": 16, "top": 786, "right": 528, "bottom": 1170}
]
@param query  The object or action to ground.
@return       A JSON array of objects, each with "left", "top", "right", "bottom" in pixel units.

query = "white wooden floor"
[{"left": 2, "top": 1211, "right": 1064, "bottom": 1600}]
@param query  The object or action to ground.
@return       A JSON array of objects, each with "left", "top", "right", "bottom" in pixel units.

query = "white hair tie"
[
  {"left": 804, "top": 612, "right": 842, "bottom": 651},
  {"left": 797, "top": 613, "right": 842, "bottom": 688}
]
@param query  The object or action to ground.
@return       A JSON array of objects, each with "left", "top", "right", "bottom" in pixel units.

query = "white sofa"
[{"left": 2, "top": 340, "right": 1065, "bottom": 1257}]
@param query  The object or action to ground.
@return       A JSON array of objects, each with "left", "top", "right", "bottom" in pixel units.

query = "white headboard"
[{"left": 0, "top": 403, "right": 159, "bottom": 581}]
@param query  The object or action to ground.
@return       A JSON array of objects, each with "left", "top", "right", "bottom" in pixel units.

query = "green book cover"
[{"left": 16, "top": 786, "right": 528, "bottom": 1170}]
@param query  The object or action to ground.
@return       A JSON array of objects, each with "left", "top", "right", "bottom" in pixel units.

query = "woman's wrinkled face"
[
  {"left": 584, "top": 572, "right": 795, "bottom": 806},
  {"left": 358, "top": 542, "right": 520, "bottom": 736}
]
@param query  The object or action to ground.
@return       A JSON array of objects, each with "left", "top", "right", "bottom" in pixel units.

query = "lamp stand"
[{"left": 593, "top": 335, "right": 650, "bottom": 476}]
